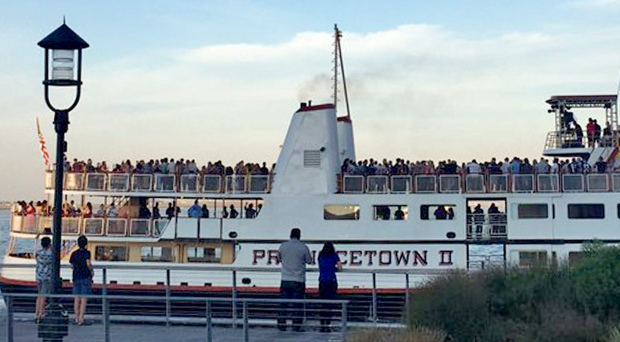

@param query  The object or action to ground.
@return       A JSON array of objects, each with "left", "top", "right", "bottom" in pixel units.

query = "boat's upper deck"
[
  {"left": 543, "top": 94, "right": 619, "bottom": 157},
  {"left": 44, "top": 167, "right": 620, "bottom": 196}
]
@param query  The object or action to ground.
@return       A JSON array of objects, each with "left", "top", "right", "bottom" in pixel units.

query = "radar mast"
[{"left": 333, "top": 24, "right": 351, "bottom": 120}]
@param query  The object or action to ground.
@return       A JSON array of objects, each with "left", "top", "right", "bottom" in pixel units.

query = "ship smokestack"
[{"left": 300, "top": 102, "right": 307, "bottom": 109}]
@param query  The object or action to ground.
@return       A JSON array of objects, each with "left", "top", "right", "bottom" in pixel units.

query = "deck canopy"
[
  {"left": 546, "top": 95, "right": 617, "bottom": 108},
  {"left": 543, "top": 94, "right": 619, "bottom": 159}
]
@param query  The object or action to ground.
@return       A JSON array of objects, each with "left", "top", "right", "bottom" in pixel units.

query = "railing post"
[
  {"left": 405, "top": 272, "right": 410, "bottom": 323},
  {"left": 341, "top": 301, "right": 348, "bottom": 341},
  {"left": 232, "top": 270, "right": 237, "bottom": 328},
  {"left": 103, "top": 268, "right": 110, "bottom": 342},
  {"left": 166, "top": 268, "right": 171, "bottom": 325},
  {"left": 6, "top": 296, "right": 13, "bottom": 342},
  {"left": 205, "top": 300, "right": 212, "bottom": 342},
  {"left": 372, "top": 272, "right": 377, "bottom": 326},
  {"left": 242, "top": 301, "right": 249, "bottom": 342}
]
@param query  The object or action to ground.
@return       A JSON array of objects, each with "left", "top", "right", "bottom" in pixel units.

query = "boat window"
[
  {"left": 141, "top": 246, "right": 174, "bottom": 262},
  {"left": 517, "top": 204, "right": 548, "bottom": 219},
  {"left": 324, "top": 205, "right": 360, "bottom": 220},
  {"left": 373, "top": 205, "right": 408, "bottom": 220},
  {"left": 568, "top": 252, "right": 584, "bottom": 267},
  {"left": 7, "top": 237, "right": 36, "bottom": 259},
  {"left": 519, "top": 251, "right": 547, "bottom": 267},
  {"left": 568, "top": 204, "right": 605, "bottom": 219},
  {"left": 95, "top": 245, "right": 128, "bottom": 261},
  {"left": 420, "top": 205, "right": 455, "bottom": 220},
  {"left": 187, "top": 246, "right": 221, "bottom": 263}
]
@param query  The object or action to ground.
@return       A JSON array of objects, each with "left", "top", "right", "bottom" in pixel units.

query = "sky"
[{"left": 3, "top": 0, "right": 620, "bottom": 200}]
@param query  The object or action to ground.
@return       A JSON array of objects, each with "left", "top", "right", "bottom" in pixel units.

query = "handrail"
[
  {"left": 1, "top": 291, "right": 350, "bottom": 305},
  {"left": 10, "top": 214, "right": 170, "bottom": 238},
  {"left": 42, "top": 170, "right": 620, "bottom": 195},
  {"left": 47, "top": 171, "right": 272, "bottom": 195},
  {"left": 0, "top": 262, "right": 451, "bottom": 275},
  {"left": 2, "top": 291, "right": 350, "bottom": 342}
]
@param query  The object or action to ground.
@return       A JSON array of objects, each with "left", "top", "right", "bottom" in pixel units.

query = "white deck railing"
[{"left": 44, "top": 170, "right": 620, "bottom": 195}]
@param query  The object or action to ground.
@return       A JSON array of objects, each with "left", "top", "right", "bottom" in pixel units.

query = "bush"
[
  {"left": 501, "top": 303, "right": 605, "bottom": 342},
  {"left": 403, "top": 244, "right": 620, "bottom": 341},
  {"left": 407, "top": 270, "right": 491, "bottom": 341},
  {"left": 487, "top": 263, "right": 577, "bottom": 322},
  {"left": 572, "top": 245, "right": 620, "bottom": 321},
  {"left": 607, "top": 325, "right": 620, "bottom": 342},
  {"left": 408, "top": 264, "right": 603, "bottom": 341}
]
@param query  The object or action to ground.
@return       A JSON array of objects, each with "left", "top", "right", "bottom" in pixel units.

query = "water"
[
  {"left": 0, "top": 208, "right": 8, "bottom": 258},
  {"left": 0, "top": 208, "right": 8, "bottom": 316}
]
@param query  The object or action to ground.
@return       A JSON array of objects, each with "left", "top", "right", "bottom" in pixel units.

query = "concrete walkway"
[{"left": 1, "top": 317, "right": 346, "bottom": 342}]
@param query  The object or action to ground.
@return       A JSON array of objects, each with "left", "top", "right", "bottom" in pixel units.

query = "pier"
[
  {"left": 0, "top": 264, "right": 429, "bottom": 341},
  {"left": 1, "top": 292, "right": 352, "bottom": 342}
]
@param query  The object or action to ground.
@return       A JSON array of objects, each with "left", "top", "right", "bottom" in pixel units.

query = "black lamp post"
[
  {"left": 38, "top": 21, "right": 89, "bottom": 296},
  {"left": 37, "top": 21, "right": 88, "bottom": 341}
]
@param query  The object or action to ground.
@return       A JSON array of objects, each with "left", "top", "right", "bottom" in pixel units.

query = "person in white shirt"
[
  {"left": 107, "top": 203, "right": 118, "bottom": 217},
  {"left": 466, "top": 160, "right": 482, "bottom": 174}
]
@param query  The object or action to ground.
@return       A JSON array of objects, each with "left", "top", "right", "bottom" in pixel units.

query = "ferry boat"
[{"left": 3, "top": 26, "right": 620, "bottom": 299}]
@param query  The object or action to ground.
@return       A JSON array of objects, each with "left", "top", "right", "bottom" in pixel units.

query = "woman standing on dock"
[
  {"left": 70, "top": 235, "right": 93, "bottom": 325},
  {"left": 318, "top": 242, "right": 343, "bottom": 333}
]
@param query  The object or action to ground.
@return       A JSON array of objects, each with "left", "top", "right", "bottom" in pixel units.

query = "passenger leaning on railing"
[{"left": 82, "top": 202, "right": 93, "bottom": 218}]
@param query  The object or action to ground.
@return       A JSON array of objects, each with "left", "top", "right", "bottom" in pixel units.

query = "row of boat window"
[
  {"left": 519, "top": 251, "right": 585, "bottom": 268},
  {"left": 95, "top": 245, "right": 222, "bottom": 263},
  {"left": 324, "top": 203, "right": 613, "bottom": 220},
  {"left": 7, "top": 239, "right": 223, "bottom": 263}
]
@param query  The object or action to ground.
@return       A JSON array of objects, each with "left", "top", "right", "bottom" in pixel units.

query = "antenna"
[
  {"left": 332, "top": 24, "right": 352, "bottom": 120},
  {"left": 616, "top": 71, "right": 620, "bottom": 98}
]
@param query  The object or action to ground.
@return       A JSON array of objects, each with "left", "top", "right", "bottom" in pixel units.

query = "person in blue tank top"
[{"left": 318, "top": 242, "right": 343, "bottom": 333}]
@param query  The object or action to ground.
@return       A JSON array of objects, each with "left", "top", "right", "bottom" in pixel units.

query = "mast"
[{"left": 333, "top": 24, "right": 351, "bottom": 119}]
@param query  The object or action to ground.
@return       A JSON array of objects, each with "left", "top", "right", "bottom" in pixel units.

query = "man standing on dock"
[{"left": 277, "top": 228, "right": 312, "bottom": 332}]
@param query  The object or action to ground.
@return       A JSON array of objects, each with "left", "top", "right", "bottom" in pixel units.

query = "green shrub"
[
  {"left": 404, "top": 244, "right": 620, "bottom": 341},
  {"left": 487, "top": 263, "right": 577, "bottom": 322},
  {"left": 572, "top": 245, "right": 620, "bottom": 321},
  {"left": 607, "top": 325, "right": 620, "bottom": 342},
  {"left": 501, "top": 303, "right": 605, "bottom": 342},
  {"left": 408, "top": 270, "right": 491, "bottom": 341}
]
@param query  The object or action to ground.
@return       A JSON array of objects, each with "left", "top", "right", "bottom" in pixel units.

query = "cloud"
[{"left": 570, "top": 0, "right": 620, "bottom": 9}]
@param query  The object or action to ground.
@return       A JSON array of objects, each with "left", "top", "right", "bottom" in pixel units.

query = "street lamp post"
[{"left": 37, "top": 21, "right": 88, "bottom": 341}]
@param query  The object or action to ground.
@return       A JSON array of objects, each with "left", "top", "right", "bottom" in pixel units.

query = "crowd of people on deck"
[
  {"left": 51, "top": 151, "right": 619, "bottom": 182},
  {"left": 561, "top": 115, "right": 615, "bottom": 148},
  {"left": 13, "top": 198, "right": 262, "bottom": 220},
  {"left": 61, "top": 157, "right": 274, "bottom": 177},
  {"left": 341, "top": 155, "right": 615, "bottom": 177}
]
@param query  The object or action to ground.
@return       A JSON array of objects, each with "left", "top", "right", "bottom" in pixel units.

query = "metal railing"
[
  {"left": 2, "top": 292, "right": 349, "bottom": 342},
  {"left": 339, "top": 173, "right": 620, "bottom": 194},
  {"left": 44, "top": 172, "right": 272, "bottom": 195},
  {"left": 466, "top": 214, "right": 507, "bottom": 239},
  {"left": 544, "top": 130, "right": 618, "bottom": 150},
  {"left": 47, "top": 170, "right": 620, "bottom": 195},
  {"left": 11, "top": 215, "right": 169, "bottom": 238},
  {"left": 0, "top": 264, "right": 451, "bottom": 328}
]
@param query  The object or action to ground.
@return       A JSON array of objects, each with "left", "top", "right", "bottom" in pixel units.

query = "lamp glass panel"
[{"left": 51, "top": 49, "right": 75, "bottom": 80}]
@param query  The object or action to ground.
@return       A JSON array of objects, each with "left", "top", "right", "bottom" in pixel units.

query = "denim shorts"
[
  {"left": 72, "top": 278, "right": 93, "bottom": 295},
  {"left": 37, "top": 279, "right": 53, "bottom": 294}
]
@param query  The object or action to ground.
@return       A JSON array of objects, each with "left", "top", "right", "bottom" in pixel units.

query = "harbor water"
[{"left": 0, "top": 208, "right": 9, "bottom": 315}]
